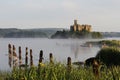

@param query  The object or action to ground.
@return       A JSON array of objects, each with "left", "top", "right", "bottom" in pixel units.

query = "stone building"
[{"left": 70, "top": 20, "right": 92, "bottom": 32}]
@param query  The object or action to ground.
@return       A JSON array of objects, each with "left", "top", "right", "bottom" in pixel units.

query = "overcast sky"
[{"left": 0, "top": 0, "right": 120, "bottom": 32}]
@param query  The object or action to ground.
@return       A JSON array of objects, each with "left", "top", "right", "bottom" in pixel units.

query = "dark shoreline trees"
[{"left": 51, "top": 29, "right": 102, "bottom": 39}]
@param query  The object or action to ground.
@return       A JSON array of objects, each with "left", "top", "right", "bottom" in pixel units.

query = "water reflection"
[
  {"left": 55, "top": 40, "right": 100, "bottom": 61},
  {"left": 70, "top": 43, "right": 94, "bottom": 59},
  {"left": 70, "top": 43, "right": 79, "bottom": 58}
]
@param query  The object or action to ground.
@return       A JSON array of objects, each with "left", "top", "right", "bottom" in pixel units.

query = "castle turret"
[{"left": 74, "top": 20, "right": 77, "bottom": 26}]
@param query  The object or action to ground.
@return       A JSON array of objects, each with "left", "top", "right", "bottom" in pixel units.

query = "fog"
[{"left": 1, "top": 38, "right": 115, "bottom": 70}]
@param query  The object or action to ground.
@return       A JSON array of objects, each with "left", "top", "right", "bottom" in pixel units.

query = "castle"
[{"left": 70, "top": 20, "right": 92, "bottom": 32}]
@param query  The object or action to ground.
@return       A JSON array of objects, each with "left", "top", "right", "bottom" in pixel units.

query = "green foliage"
[
  {"left": 4, "top": 30, "right": 48, "bottom": 38},
  {"left": 51, "top": 30, "right": 69, "bottom": 38},
  {"left": 51, "top": 30, "right": 102, "bottom": 39},
  {"left": 96, "top": 47, "right": 120, "bottom": 66},
  {"left": 0, "top": 71, "right": 10, "bottom": 80},
  {"left": 91, "top": 32, "right": 102, "bottom": 38},
  {"left": 6, "top": 63, "right": 95, "bottom": 80},
  {"left": 0, "top": 28, "right": 60, "bottom": 38},
  {"left": 2, "top": 62, "right": 120, "bottom": 79},
  {"left": 85, "top": 57, "right": 97, "bottom": 66},
  {"left": 84, "top": 40, "right": 120, "bottom": 48},
  {"left": 99, "top": 40, "right": 120, "bottom": 47}
]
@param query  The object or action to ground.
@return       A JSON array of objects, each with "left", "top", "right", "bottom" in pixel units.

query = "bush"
[{"left": 96, "top": 47, "right": 120, "bottom": 66}]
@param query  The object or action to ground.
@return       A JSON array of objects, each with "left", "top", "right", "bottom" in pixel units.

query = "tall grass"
[
  {"left": 0, "top": 71, "right": 10, "bottom": 80},
  {"left": 3, "top": 63, "right": 120, "bottom": 80}
]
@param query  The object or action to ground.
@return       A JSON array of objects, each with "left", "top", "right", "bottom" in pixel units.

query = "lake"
[{"left": 0, "top": 38, "right": 120, "bottom": 71}]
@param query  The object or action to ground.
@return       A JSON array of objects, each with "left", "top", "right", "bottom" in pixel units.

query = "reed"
[
  {"left": 49, "top": 53, "right": 54, "bottom": 64},
  {"left": 30, "top": 49, "right": 33, "bottom": 67},
  {"left": 19, "top": 46, "right": 22, "bottom": 67},
  {"left": 8, "top": 44, "right": 12, "bottom": 68},
  {"left": 12, "top": 45, "right": 18, "bottom": 68},
  {"left": 92, "top": 60, "right": 100, "bottom": 79},
  {"left": 25, "top": 47, "right": 28, "bottom": 67},
  {"left": 39, "top": 50, "right": 43, "bottom": 63},
  {"left": 67, "top": 57, "right": 72, "bottom": 71}
]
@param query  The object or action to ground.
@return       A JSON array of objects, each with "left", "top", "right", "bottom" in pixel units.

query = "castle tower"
[{"left": 74, "top": 20, "right": 77, "bottom": 26}]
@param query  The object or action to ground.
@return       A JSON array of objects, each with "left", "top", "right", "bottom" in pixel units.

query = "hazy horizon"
[{"left": 0, "top": 0, "right": 120, "bottom": 32}]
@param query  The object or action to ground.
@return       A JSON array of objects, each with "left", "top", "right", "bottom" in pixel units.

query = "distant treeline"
[
  {"left": 51, "top": 30, "right": 120, "bottom": 39},
  {"left": 51, "top": 30, "right": 103, "bottom": 39},
  {"left": 0, "top": 28, "right": 64, "bottom": 38},
  {"left": 0, "top": 28, "right": 120, "bottom": 38},
  {"left": 101, "top": 32, "right": 120, "bottom": 37}
]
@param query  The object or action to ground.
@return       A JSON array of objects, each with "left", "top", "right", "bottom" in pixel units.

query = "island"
[{"left": 51, "top": 20, "right": 102, "bottom": 39}]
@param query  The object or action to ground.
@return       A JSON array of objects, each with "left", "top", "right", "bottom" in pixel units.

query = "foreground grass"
[
  {"left": 0, "top": 71, "right": 10, "bottom": 80},
  {"left": 0, "top": 63, "right": 119, "bottom": 80}
]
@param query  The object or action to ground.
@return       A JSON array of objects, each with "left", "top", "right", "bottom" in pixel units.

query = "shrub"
[{"left": 96, "top": 47, "right": 120, "bottom": 66}]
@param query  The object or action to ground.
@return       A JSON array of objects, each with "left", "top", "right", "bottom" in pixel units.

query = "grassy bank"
[
  {"left": 84, "top": 40, "right": 120, "bottom": 47},
  {"left": 0, "top": 63, "right": 120, "bottom": 80},
  {"left": 0, "top": 71, "right": 10, "bottom": 80}
]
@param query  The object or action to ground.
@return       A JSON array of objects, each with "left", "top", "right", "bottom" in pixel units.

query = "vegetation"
[
  {"left": 51, "top": 30, "right": 69, "bottom": 38},
  {"left": 5, "top": 42, "right": 120, "bottom": 80},
  {"left": 2, "top": 42, "right": 120, "bottom": 79},
  {"left": 96, "top": 47, "right": 120, "bottom": 66},
  {"left": 84, "top": 40, "right": 120, "bottom": 48},
  {"left": 101, "top": 32, "right": 120, "bottom": 38},
  {"left": 51, "top": 30, "right": 102, "bottom": 39},
  {"left": 99, "top": 40, "right": 120, "bottom": 47},
  {"left": 84, "top": 40, "right": 120, "bottom": 66},
  {"left": 91, "top": 32, "right": 102, "bottom": 38},
  {"left": 1, "top": 28, "right": 120, "bottom": 38},
  {"left": 0, "top": 28, "right": 63, "bottom": 38},
  {"left": 0, "top": 62, "right": 120, "bottom": 80}
]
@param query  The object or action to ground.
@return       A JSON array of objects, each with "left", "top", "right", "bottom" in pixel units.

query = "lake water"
[{"left": 0, "top": 38, "right": 120, "bottom": 71}]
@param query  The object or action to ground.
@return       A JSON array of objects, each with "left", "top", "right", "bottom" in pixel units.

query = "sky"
[{"left": 0, "top": 0, "right": 120, "bottom": 32}]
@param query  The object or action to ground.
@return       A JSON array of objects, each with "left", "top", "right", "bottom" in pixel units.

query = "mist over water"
[{"left": 0, "top": 38, "right": 119, "bottom": 71}]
